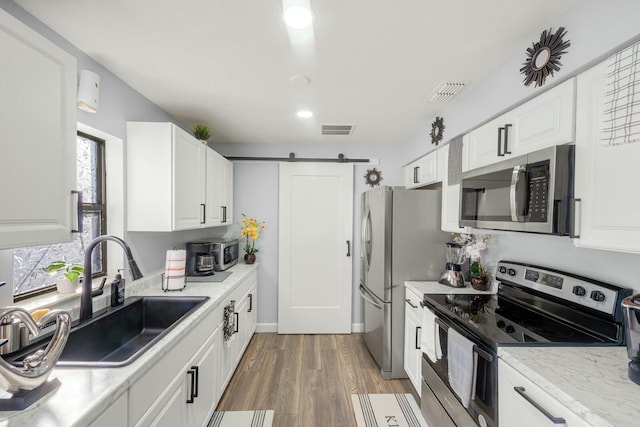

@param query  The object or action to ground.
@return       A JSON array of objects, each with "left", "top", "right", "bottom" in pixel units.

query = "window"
[{"left": 13, "top": 132, "right": 107, "bottom": 300}]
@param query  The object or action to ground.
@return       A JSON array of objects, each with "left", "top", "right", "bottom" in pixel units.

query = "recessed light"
[
  {"left": 297, "top": 110, "right": 313, "bottom": 118},
  {"left": 284, "top": 6, "right": 313, "bottom": 29}
]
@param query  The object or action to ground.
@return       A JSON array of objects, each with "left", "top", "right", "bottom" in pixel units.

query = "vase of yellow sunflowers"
[{"left": 240, "top": 214, "right": 265, "bottom": 264}]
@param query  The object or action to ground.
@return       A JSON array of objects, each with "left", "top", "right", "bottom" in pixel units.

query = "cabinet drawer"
[
  {"left": 405, "top": 288, "right": 422, "bottom": 314},
  {"left": 499, "top": 359, "right": 589, "bottom": 427}
]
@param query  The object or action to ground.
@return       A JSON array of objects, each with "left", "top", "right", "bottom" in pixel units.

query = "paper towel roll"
[{"left": 164, "top": 249, "right": 186, "bottom": 291}]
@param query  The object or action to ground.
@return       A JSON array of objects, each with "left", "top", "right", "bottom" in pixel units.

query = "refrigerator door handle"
[
  {"left": 361, "top": 205, "right": 372, "bottom": 271},
  {"left": 359, "top": 284, "right": 383, "bottom": 310}
]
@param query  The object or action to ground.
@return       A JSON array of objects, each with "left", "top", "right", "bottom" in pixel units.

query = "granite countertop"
[
  {"left": 499, "top": 346, "right": 638, "bottom": 427},
  {"left": 0, "top": 263, "right": 258, "bottom": 427},
  {"left": 405, "top": 280, "right": 497, "bottom": 296}
]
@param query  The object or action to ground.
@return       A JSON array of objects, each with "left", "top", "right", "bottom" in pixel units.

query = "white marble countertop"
[
  {"left": 0, "top": 263, "right": 258, "bottom": 427},
  {"left": 498, "top": 346, "right": 639, "bottom": 427},
  {"left": 405, "top": 280, "right": 497, "bottom": 295}
]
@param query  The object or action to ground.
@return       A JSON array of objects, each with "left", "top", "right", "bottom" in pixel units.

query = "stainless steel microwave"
[
  {"left": 211, "top": 238, "right": 239, "bottom": 271},
  {"left": 460, "top": 144, "right": 575, "bottom": 235}
]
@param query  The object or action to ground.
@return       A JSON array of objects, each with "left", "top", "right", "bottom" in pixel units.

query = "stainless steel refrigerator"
[{"left": 359, "top": 186, "right": 448, "bottom": 379}]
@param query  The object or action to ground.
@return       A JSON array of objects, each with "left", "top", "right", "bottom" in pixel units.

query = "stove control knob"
[
  {"left": 505, "top": 325, "right": 515, "bottom": 334},
  {"left": 507, "top": 268, "right": 517, "bottom": 277},
  {"left": 590, "top": 290, "right": 606, "bottom": 302},
  {"left": 498, "top": 266, "right": 507, "bottom": 274},
  {"left": 572, "top": 285, "right": 586, "bottom": 297},
  {"left": 496, "top": 320, "right": 505, "bottom": 328}
]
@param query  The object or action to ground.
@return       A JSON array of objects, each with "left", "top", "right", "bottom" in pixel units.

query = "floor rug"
[
  {"left": 208, "top": 410, "right": 274, "bottom": 427},
  {"left": 352, "top": 394, "right": 428, "bottom": 427}
]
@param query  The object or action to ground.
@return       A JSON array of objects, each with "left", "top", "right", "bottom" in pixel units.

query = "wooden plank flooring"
[{"left": 216, "top": 333, "right": 418, "bottom": 427}]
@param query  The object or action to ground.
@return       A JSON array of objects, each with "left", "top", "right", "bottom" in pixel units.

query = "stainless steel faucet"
[{"left": 80, "top": 235, "right": 143, "bottom": 322}]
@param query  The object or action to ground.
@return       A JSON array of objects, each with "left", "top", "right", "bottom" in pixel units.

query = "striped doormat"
[
  {"left": 208, "top": 410, "right": 274, "bottom": 427},
  {"left": 352, "top": 394, "right": 428, "bottom": 427}
]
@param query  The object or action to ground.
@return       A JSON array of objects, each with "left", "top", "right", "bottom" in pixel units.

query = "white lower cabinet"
[
  {"left": 89, "top": 392, "right": 128, "bottom": 427},
  {"left": 403, "top": 288, "right": 422, "bottom": 396},
  {"left": 499, "top": 359, "right": 589, "bottom": 427}
]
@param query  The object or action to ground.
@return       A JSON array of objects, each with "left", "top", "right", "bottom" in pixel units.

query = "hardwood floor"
[{"left": 216, "top": 333, "right": 418, "bottom": 427}]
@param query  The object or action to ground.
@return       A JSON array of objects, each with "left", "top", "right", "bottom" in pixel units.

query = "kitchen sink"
[{"left": 8, "top": 295, "right": 209, "bottom": 368}]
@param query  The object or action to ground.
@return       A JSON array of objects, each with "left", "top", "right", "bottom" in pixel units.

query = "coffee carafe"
[
  {"left": 439, "top": 242, "right": 466, "bottom": 288},
  {"left": 622, "top": 294, "right": 640, "bottom": 385}
]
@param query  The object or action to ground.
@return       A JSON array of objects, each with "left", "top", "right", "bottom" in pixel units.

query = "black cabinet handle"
[
  {"left": 186, "top": 368, "right": 196, "bottom": 403},
  {"left": 192, "top": 365, "right": 199, "bottom": 398},
  {"left": 248, "top": 293, "right": 253, "bottom": 313},
  {"left": 497, "top": 127, "right": 505, "bottom": 156},
  {"left": 234, "top": 312, "right": 239, "bottom": 333},
  {"left": 71, "top": 190, "right": 83, "bottom": 233},
  {"left": 513, "top": 387, "right": 566, "bottom": 424},
  {"left": 221, "top": 206, "right": 227, "bottom": 223},
  {"left": 346, "top": 240, "right": 351, "bottom": 257},
  {"left": 413, "top": 166, "right": 420, "bottom": 183},
  {"left": 415, "top": 326, "right": 421, "bottom": 350},
  {"left": 504, "top": 124, "right": 512, "bottom": 154},
  {"left": 405, "top": 298, "right": 418, "bottom": 309},
  {"left": 200, "top": 204, "right": 206, "bottom": 224}
]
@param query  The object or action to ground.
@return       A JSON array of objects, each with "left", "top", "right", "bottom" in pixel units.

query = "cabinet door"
[
  {"left": 247, "top": 283, "right": 257, "bottom": 337},
  {"left": 465, "top": 114, "right": 513, "bottom": 172},
  {"left": 0, "top": 10, "right": 77, "bottom": 249},
  {"left": 404, "top": 160, "right": 421, "bottom": 189},
  {"left": 148, "top": 383, "right": 187, "bottom": 427},
  {"left": 205, "top": 149, "right": 223, "bottom": 226},
  {"left": 499, "top": 359, "right": 590, "bottom": 427},
  {"left": 511, "top": 78, "right": 575, "bottom": 155},
  {"left": 403, "top": 289, "right": 422, "bottom": 396},
  {"left": 220, "top": 158, "right": 234, "bottom": 224},
  {"left": 418, "top": 151, "right": 438, "bottom": 186},
  {"left": 186, "top": 329, "right": 219, "bottom": 427},
  {"left": 574, "top": 60, "right": 640, "bottom": 252},
  {"left": 235, "top": 296, "right": 248, "bottom": 364},
  {"left": 173, "top": 126, "right": 206, "bottom": 230},
  {"left": 439, "top": 145, "right": 470, "bottom": 233}
]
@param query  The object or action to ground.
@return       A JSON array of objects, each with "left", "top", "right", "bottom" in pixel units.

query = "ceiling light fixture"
[
  {"left": 284, "top": 6, "right": 313, "bottom": 29},
  {"left": 297, "top": 110, "right": 313, "bottom": 118}
]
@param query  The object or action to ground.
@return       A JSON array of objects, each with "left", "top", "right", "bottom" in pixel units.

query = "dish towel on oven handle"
[
  {"left": 602, "top": 39, "right": 640, "bottom": 146},
  {"left": 447, "top": 327, "right": 478, "bottom": 408},
  {"left": 421, "top": 307, "right": 441, "bottom": 362}
]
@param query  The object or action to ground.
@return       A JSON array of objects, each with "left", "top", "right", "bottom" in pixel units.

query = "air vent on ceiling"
[
  {"left": 321, "top": 124, "right": 355, "bottom": 136},
  {"left": 428, "top": 82, "right": 467, "bottom": 103}
]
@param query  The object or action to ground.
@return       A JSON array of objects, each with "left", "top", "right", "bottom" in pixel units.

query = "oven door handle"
[
  {"left": 434, "top": 317, "right": 494, "bottom": 362},
  {"left": 513, "top": 386, "right": 567, "bottom": 424}
]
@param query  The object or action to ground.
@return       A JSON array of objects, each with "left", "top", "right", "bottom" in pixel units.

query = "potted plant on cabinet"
[
  {"left": 192, "top": 124, "right": 213, "bottom": 145},
  {"left": 43, "top": 260, "right": 84, "bottom": 294}
]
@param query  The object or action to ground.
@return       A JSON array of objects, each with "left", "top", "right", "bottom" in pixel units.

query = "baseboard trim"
[{"left": 256, "top": 323, "right": 364, "bottom": 333}]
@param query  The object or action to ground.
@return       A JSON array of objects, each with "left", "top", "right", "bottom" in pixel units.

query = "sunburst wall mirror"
[
  {"left": 430, "top": 116, "right": 445, "bottom": 145},
  {"left": 520, "top": 27, "right": 570, "bottom": 87},
  {"left": 364, "top": 168, "right": 383, "bottom": 187}
]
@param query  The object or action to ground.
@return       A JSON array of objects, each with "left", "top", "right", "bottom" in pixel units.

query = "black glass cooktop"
[{"left": 422, "top": 291, "right": 614, "bottom": 349}]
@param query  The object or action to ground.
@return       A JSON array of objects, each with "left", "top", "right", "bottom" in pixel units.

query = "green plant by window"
[{"left": 43, "top": 260, "right": 84, "bottom": 282}]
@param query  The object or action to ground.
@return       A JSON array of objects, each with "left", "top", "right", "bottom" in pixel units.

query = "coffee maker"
[
  {"left": 622, "top": 294, "right": 640, "bottom": 385},
  {"left": 186, "top": 241, "right": 215, "bottom": 276},
  {"left": 439, "top": 242, "right": 466, "bottom": 288}
]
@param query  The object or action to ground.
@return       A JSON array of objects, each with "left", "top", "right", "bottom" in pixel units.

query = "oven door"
[{"left": 421, "top": 314, "right": 497, "bottom": 427}]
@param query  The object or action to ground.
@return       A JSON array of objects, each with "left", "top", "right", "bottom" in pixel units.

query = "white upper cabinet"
[
  {"left": 404, "top": 150, "right": 438, "bottom": 189},
  {"left": 127, "top": 122, "right": 232, "bottom": 231},
  {"left": 462, "top": 78, "right": 576, "bottom": 172},
  {"left": 220, "top": 157, "right": 233, "bottom": 224},
  {"left": 573, "top": 59, "right": 640, "bottom": 253},
  {"left": 0, "top": 10, "right": 78, "bottom": 249},
  {"left": 439, "top": 144, "right": 470, "bottom": 234}
]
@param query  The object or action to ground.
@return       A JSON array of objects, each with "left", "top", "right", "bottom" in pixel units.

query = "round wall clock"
[
  {"left": 430, "top": 116, "right": 445, "bottom": 145},
  {"left": 364, "top": 168, "right": 383, "bottom": 187},
  {"left": 520, "top": 27, "right": 570, "bottom": 88}
]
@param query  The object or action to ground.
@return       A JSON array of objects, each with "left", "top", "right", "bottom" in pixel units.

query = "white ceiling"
[{"left": 16, "top": 0, "right": 577, "bottom": 145}]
